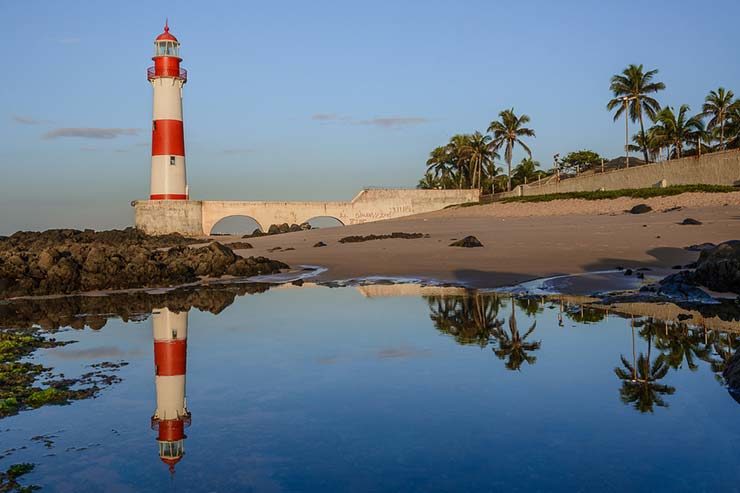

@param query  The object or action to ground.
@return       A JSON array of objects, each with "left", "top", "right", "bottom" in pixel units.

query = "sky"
[{"left": 1, "top": 0, "right": 739, "bottom": 233}]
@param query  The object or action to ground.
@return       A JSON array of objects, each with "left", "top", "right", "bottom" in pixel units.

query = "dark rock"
[
  {"left": 289, "top": 224, "right": 302, "bottom": 233},
  {"left": 679, "top": 218, "right": 703, "bottom": 225},
  {"left": 339, "top": 232, "right": 427, "bottom": 243},
  {"left": 677, "top": 313, "right": 692, "bottom": 321},
  {"left": 724, "top": 349, "right": 740, "bottom": 399},
  {"left": 685, "top": 243, "right": 716, "bottom": 252},
  {"left": 624, "top": 269, "right": 633, "bottom": 276},
  {"left": 450, "top": 236, "right": 483, "bottom": 248},
  {"left": 636, "top": 272, "right": 645, "bottom": 279},
  {"left": 278, "top": 223, "right": 291, "bottom": 234},
  {"left": 684, "top": 262, "right": 698, "bottom": 269},
  {"left": 226, "top": 242, "right": 253, "bottom": 250},
  {"left": 313, "top": 242, "right": 327, "bottom": 248},
  {"left": 691, "top": 240, "right": 740, "bottom": 293},
  {"left": 656, "top": 271, "right": 717, "bottom": 303},
  {"left": 267, "top": 224, "right": 280, "bottom": 235},
  {"left": 672, "top": 265, "right": 683, "bottom": 270},
  {"left": 291, "top": 279, "right": 304, "bottom": 286},
  {"left": 629, "top": 204, "right": 652, "bottom": 214},
  {"left": 300, "top": 223, "right": 312, "bottom": 231}
]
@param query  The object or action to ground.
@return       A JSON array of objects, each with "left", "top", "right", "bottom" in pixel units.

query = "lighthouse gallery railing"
[{"left": 147, "top": 67, "right": 188, "bottom": 81}]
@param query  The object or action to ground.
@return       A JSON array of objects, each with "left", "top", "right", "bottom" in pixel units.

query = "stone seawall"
[
  {"left": 495, "top": 150, "right": 740, "bottom": 199},
  {"left": 133, "top": 188, "right": 479, "bottom": 236}
]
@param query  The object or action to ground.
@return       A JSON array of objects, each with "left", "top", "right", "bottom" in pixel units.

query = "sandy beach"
[{"left": 219, "top": 192, "right": 740, "bottom": 288}]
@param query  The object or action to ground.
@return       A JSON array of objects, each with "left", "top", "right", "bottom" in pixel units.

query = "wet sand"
[{"left": 218, "top": 192, "right": 740, "bottom": 289}]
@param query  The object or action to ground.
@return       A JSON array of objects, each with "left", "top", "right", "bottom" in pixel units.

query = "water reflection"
[
  {"left": 424, "top": 292, "right": 740, "bottom": 412},
  {"left": 425, "top": 293, "right": 541, "bottom": 371},
  {"left": 150, "top": 308, "right": 191, "bottom": 472}
]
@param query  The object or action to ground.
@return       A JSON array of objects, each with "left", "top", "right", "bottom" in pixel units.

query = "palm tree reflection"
[
  {"left": 614, "top": 318, "right": 676, "bottom": 413},
  {"left": 491, "top": 302, "right": 541, "bottom": 371},
  {"left": 426, "top": 293, "right": 503, "bottom": 347},
  {"left": 426, "top": 294, "right": 541, "bottom": 371}
]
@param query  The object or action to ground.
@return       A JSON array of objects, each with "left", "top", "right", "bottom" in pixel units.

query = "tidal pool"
[{"left": 1, "top": 283, "right": 739, "bottom": 492}]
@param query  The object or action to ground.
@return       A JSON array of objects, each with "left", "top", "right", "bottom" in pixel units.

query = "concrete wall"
[
  {"left": 134, "top": 188, "right": 479, "bottom": 236},
  {"left": 494, "top": 149, "right": 740, "bottom": 199}
]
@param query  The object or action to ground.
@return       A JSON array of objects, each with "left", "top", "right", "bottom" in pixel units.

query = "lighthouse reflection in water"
[{"left": 150, "top": 308, "right": 190, "bottom": 473}]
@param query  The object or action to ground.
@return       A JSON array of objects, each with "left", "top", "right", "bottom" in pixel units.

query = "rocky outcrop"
[
  {"left": 691, "top": 240, "right": 740, "bottom": 293},
  {"left": 244, "top": 223, "right": 311, "bottom": 238},
  {"left": 0, "top": 229, "right": 287, "bottom": 298}
]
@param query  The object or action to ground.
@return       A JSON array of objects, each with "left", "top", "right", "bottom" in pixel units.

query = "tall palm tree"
[
  {"left": 650, "top": 105, "right": 704, "bottom": 159},
  {"left": 725, "top": 102, "right": 740, "bottom": 149},
  {"left": 702, "top": 87, "right": 736, "bottom": 150},
  {"left": 490, "top": 300, "right": 541, "bottom": 371},
  {"left": 607, "top": 64, "right": 665, "bottom": 164},
  {"left": 488, "top": 109, "right": 535, "bottom": 191},
  {"left": 464, "top": 131, "right": 495, "bottom": 191},
  {"left": 448, "top": 134, "right": 474, "bottom": 189}
]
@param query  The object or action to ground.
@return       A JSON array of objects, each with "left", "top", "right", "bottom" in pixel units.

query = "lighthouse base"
[{"left": 134, "top": 200, "right": 204, "bottom": 236}]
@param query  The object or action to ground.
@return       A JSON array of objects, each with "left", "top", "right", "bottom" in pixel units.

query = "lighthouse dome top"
[{"left": 155, "top": 21, "right": 179, "bottom": 43}]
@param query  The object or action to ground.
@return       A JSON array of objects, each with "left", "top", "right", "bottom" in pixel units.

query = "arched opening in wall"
[
  {"left": 209, "top": 215, "right": 263, "bottom": 236},
  {"left": 304, "top": 216, "right": 345, "bottom": 230}
]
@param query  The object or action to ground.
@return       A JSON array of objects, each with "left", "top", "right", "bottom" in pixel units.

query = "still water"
[{"left": 2, "top": 283, "right": 740, "bottom": 492}]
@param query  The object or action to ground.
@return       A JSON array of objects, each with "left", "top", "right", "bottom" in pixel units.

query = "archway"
[
  {"left": 304, "top": 216, "right": 345, "bottom": 229},
  {"left": 209, "top": 215, "right": 263, "bottom": 236}
]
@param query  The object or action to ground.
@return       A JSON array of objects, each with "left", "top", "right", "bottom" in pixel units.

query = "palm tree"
[
  {"left": 511, "top": 157, "right": 541, "bottom": 187},
  {"left": 491, "top": 300, "right": 541, "bottom": 371},
  {"left": 607, "top": 64, "right": 665, "bottom": 164},
  {"left": 426, "top": 145, "right": 452, "bottom": 183},
  {"left": 650, "top": 105, "right": 704, "bottom": 159},
  {"left": 464, "top": 131, "right": 496, "bottom": 191},
  {"left": 725, "top": 102, "right": 740, "bottom": 149},
  {"left": 702, "top": 87, "right": 736, "bottom": 150},
  {"left": 488, "top": 109, "right": 535, "bottom": 191}
]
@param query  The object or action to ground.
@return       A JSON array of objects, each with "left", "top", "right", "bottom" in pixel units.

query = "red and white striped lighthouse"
[
  {"left": 151, "top": 307, "right": 190, "bottom": 473},
  {"left": 147, "top": 21, "right": 189, "bottom": 200}
]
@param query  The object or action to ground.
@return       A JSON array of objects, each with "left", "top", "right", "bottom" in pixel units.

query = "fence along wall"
[{"left": 494, "top": 150, "right": 740, "bottom": 199}]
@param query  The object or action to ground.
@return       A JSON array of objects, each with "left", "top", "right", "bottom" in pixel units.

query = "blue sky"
[{"left": 1, "top": 0, "right": 738, "bottom": 233}]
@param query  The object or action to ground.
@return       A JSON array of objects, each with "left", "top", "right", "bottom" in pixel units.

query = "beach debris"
[
  {"left": 313, "top": 241, "right": 327, "bottom": 248},
  {"left": 450, "top": 236, "right": 483, "bottom": 248},
  {"left": 679, "top": 218, "right": 702, "bottom": 225},
  {"left": 339, "top": 232, "right": 428, "bottom": 243},
  {"left": 628, "top": 204, "right": 652, "bottom": 214}
]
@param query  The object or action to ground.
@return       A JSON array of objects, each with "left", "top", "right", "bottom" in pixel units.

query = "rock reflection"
[
  {"left": 151, "top": 307, "right": 191, "bottom": 473},
  {"left": 0, "top": 283, "right": 272, "bottom": 331}
]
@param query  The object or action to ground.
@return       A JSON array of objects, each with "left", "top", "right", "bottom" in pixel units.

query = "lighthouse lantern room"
[{"left": 148, "top": 21, "right": 189, "bottom": 200}]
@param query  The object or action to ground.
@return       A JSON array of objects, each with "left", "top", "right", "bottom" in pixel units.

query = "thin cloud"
[
  {"left": 311, "top": 114, "right": 429, "bottom": 128},
  {"left": 12, "top": 115, "right": 52, "bottom": 125},
  {"left": 356, "top": 117, "right": 430, "bottom": 128},
  {"left": 222, "top": 147, "right": 254, "bottom": 155},
  {"left": 311, "top": 113, "right": 346, "bottom": 122},
  {"left": 43, "top": 128, "right": 141, "bottom": 140}
]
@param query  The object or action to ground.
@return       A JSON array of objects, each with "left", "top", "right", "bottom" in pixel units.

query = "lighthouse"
[
  {"left": 150, "top": 307, "right": 191, "bottom": 472},
  {"left": 148, "top": 21, "right": 188, "bottom": 200}
]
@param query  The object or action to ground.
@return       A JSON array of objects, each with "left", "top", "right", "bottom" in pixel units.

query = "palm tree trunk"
[
  {"left": 638, "top": 113, "right": 650, "bottom": 164},
  {"left": 507, "top": 158, "right": 512, "bottom": 191}
]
